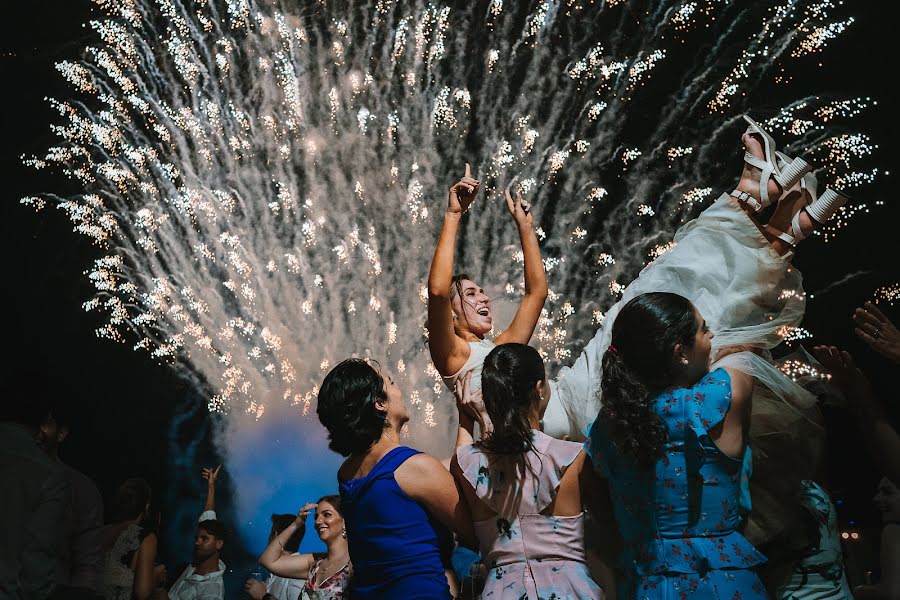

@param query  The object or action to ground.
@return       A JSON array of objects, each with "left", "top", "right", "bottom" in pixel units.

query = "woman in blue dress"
[
  {"left": 316, "top": 358, "right": 476, "bottom": 599},
  {"left": 585, "top": 291, "right": 769, "bottom": 599}
]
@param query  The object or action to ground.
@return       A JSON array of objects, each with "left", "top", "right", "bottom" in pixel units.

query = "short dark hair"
[
  {"left": 0, "top": 381, "right": 51, "bottom": 428},
  {"left": 317, "top": 359, "right": 388, "bottom": 456},
  {"left": 109, "top": 478, "right": 152, "bottom": 522},
  {"left": 198, "top": 519, "right": 227, "bottom": 541},
  {"left": 270, "top": 514, "right": 303, "bottom": 552}
]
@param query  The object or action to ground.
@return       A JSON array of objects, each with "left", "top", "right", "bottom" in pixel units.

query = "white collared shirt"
[
  {"left": 169, "top": 510, "right": 225, "bottom": 599},
  {"left": 168, "top": 559, "right": 226, "bottom": 600}
]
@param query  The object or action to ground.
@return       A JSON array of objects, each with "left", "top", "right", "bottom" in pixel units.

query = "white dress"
[
  {"left": 543, "top": 192, "right": 825, "bottom": 544},
  {"left": 440, "top": 339, "right": 496, "bottom": 392},
  {"left": 99, "top": 523, "right": 142, "bottom": 600}
]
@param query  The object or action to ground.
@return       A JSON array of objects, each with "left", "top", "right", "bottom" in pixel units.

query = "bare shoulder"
[
  {"left": 722, "top": 367, "right": 753, "bottom": 403},
  {"left": 399, "top": 452, "right": 446, "bottom": 476}
]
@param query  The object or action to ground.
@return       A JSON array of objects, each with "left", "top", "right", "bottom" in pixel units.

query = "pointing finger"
[{"left": 464, "top": 163, "right": 472, "bottom": 179}]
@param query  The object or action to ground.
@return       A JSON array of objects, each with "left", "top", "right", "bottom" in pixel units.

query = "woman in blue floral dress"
[{"left": 585, "top": 292, "right": 769, "bottom": 599}]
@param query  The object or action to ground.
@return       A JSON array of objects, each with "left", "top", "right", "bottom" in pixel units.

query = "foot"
[{"left": 731, "top": 132, "right": 784, "bottom": 208}]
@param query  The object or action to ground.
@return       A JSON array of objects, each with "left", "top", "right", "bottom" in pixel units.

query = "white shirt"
[
  {"left": 266, "top": 570, "right": 304, "bottom": 600},
  {"left": 168, "top": 510, "right": 226, "bottom": 600}
]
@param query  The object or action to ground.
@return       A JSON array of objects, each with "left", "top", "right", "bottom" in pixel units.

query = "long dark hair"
[
  {"left": 317, "top": 494, "right": 343, "bottom": 517},
  {"left": 600, "top": 292, "right": 698, "bottom": 469},
  {"left": 317, "top": 359, "right": 388, "bottom": 457},
  {"left": 480, "top": 343, "right": 545, "bottom": 456}
]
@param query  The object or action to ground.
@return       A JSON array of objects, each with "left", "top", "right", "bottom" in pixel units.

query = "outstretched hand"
[
  {"left": 505, "top": 187, "right": 532, "bottom": 228},
  {"left": 853, "top": 302, "right": 900, "bottom": 364},
  {"left": 447, "top": 163, "right": 480, "bottom": 214},
  {"left": 454, "top": 372, "right": 493, "bottom": 434},
  {"left": 201, "top": 465, "right": 221, "bottom": 487},
  {"left": 812, "top": 345, "right": 875, "bottom": 406}
]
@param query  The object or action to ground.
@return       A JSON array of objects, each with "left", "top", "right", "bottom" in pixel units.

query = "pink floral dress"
[
  {"left": 301, "top": 557, "right": 352, "bottom": 600},
  {"left": 456, "top": 429, "right": 604, "bottom": 599}
]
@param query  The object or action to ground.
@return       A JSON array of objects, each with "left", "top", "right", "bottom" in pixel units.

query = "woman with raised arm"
[
  {"left": 451, "top": 344, "right": 615, "bottom": 599},
  {"left": 316, "top": 359, "right": 476, "bottom": 599},
  {"left": 585, "top": 292, "right": 767, "bottom": 599},
  {"left": 427, "top": 163, "right": 548, "bottom": 405},
  {"left": 257, "top": 496, "right": 351, "bottom": 600}
]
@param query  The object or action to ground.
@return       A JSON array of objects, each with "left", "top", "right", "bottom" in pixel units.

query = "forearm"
[
  {"left": 428, "top": 211, "right": 462, "bottom": 296},
  {"left": 258, "top": 521, "right": 301, "bottom": 569},
  {"left": 852, "top": 398, "right": 900, "bottom": 485},
  {"left": 517, "top": 223, "right": 547, "bottom": 298},
  {"left": 455, "top": 414, "right": 475, "bottom": 449},
  {"left": 203, "top": 483, "right": 215, "bottom": 513}
]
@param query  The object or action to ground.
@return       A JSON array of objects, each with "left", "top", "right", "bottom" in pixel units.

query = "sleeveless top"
[
  {"left": 99, "top": 523, "right": 146, "bottom": 600},
  {"left": 339, "top": 446, "right": 453, "bottom": 599},
  {"left": 441, "top": 339, "right": 496, "bottom": 391},
  {"left": 585, "top": 369, "right": 766, "bottom": 576},
  {"left": 456, "top": 431, "right": 603, "bottom": 598},
  {"left": 300, "top": 558, "right": 351, "bottom": 600}
]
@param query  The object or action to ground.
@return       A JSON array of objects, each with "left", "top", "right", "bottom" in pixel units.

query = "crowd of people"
[{"left": 3, "top": 117, "right": 898, "bottom": 599}]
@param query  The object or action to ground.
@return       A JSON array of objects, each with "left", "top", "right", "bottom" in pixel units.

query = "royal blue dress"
[
  {"left": 585, "top": 369, "right": 768, "bottom": 599},
  {"left": 339, "top": 446, "right": 453, "bottom": 599}
]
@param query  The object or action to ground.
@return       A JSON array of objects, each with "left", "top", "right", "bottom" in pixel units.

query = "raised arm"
[
  {"left": 813, "top": 346, "right": 900, "bottom": 486},
  {"left": 494, "top": 189, "right": 548, "bottom": 345},
  {"left": 427, "top": 164, "right": 480, "bottom": 375},
  {"left": 200, "top": 465, "right": 220, "bottom": 517},
  {"left": 258, "top": 503, "right": 317, "bottom": 579},
  {"left": 454, "top": 372, "right": 493, "bottom": 448},
  {"left": 396, "top": 453, "right": 477, "bottom": 549}
]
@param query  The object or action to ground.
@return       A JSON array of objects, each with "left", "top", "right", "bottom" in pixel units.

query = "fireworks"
[{"left": 22, "top": 1, "right": 877, "bottom": 444}]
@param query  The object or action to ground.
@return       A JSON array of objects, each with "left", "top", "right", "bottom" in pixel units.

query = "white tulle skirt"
[{"left": 543, "top": 193, "right": 825, "bottom": 544}]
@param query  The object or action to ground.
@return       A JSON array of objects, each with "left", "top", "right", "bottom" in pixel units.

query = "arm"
[
  {"left": 258, "top": 504, "right": 317, "bottom": 579},
  {"left": 579, "top": 455, "right": 619, "bottom": 599},
  {"left": 813, "top": 346, "right": 900, "bottom": 485},
  {"left": 714, "top": 368, "right": 754, "bottom": 459},
  {"left": 69, "top": 478, "right": 105, "bottom": 590},
  {"left": 396, "top": 453, "right": 477, "bottom": 549},
  {"left": 427, "top": 164, "right": 480, "bottom": 375},
  {"left": 21, "top": 466, "right": 69, "bottom": 599},
  {"left": 454, "top": 372, "right": 492, "bottom": 446},
  {"left": 133, "top": 532, "right": 159, "bottom": 600},
  {"left": 200, "top": 465, "right": 220, "bottom": 518},
  {"left": 494, "top": 189, "right": 548, "bottom": 345},
  {"left": 853, "top": 302, "right": 900, "bottom": 364}
]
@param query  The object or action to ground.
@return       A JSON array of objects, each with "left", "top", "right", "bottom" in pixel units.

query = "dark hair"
[
  {"left": 271, "top": 514, "right": 304, "bottom": 552},
  {"left": 480, "top": 343, "right": 545, "bottom": 456},
  {"left": 0, "top": 377, "right": 51, "bottom": 428},
  {"left": 450, "top": 273, "right": 473, "bottom": 300},
  {"left": 317, "top": 494, "right": 343, "bottom": 517},
  {"left": 198, "top": 519, "right": 227, "bottom": 541},
  {"left": 317, "top": 359, "right": 388, "bottom": 456},
  {"left": 600, "top": 292, "right": 698, "bottom": 470},
  {"left": 49, "top": 397, "right": 76, "bottom": 430},
  {"left": 109, "top": 478, "right": 152, "bottom": 522}
]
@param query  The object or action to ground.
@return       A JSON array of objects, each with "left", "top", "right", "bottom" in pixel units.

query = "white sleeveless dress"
[{"left": 440, "top": 339, "right": 496, "bottom": 392}]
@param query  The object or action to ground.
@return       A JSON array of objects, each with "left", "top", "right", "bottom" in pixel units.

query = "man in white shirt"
[{"left": 168, "top": 466, "right": 226, "bottom": 600}]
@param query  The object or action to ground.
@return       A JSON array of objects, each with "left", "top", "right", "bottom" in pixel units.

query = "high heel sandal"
[
  {"left": 765, "top": 188, "right": 850, "bottom": 259},
  {"left": 730, "top": 115, "right": 811, "bottom": 212}
]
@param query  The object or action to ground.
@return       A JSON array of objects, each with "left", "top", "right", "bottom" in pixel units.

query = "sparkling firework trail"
[{"left": 23, "top": 0, "right": 880, "bottom": 458}]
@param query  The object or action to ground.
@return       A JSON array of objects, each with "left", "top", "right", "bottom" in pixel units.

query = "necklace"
[{"left": 316, "top": 553, "right": 348, "bottom": 587}]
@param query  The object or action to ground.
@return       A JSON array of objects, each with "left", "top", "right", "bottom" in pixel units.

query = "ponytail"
[{"left": 480, "top": 343, "right": 545, "bottom": 456}]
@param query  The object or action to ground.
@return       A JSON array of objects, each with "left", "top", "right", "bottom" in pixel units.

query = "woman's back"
[
  {"left": 456, "top": 430, "right": 603, "bottom": 599},
  {"left": 99, "top": 522, "right": 145, "bottom": 600},
  {"left": 339, "top": 446, "right": 452, "bottom": 599},
  {"left": 587, "top": 369, "right": 767, "bottom": 598}
]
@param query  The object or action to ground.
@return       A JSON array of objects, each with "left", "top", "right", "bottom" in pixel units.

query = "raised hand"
[
  {"left": 294, "top": 502, "right": 318, "bottom": 526},
  {"left": 853, "top": 302, "right": 900, "bottom": 364},
  {"left": 811, "top": 345, "right": 874, "bottom": 404},
  {"left": 505, "top": 187, "right": 532, "bottom": 228},
  {"left": 454, "top": 372, "right": 493, "bottom": 434},
  {"left": 201, "top": 465, "right": 222, "bottom": 487},
  {"left": 447, "top": 163, "right": 480, "bottom": 214}
]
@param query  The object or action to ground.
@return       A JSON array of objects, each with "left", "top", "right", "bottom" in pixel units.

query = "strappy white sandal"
[
  {"left": 730, "top": 116, "right": 811, "bottom": 212},
  {"left": 766, "top": 188, "right": 850, "bottom": 259}
]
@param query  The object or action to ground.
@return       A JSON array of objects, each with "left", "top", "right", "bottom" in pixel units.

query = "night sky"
[{"left": 2, "top": 0, "right": 898, "bottom": 588}]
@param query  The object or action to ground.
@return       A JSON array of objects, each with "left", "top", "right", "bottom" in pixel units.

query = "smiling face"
[
  {"left": 874, "top": 477, "right": 900, "bottom": 522},
  {"left": 314, "top": 500, "right": 346, "bottom": 544},
  {"left": 451, "top": 278, "right": 492, "bottom": 337}
]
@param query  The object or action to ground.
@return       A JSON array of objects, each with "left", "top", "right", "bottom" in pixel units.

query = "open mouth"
[{"left": 476, "top": 307, "right": 490, "bottom": 317}]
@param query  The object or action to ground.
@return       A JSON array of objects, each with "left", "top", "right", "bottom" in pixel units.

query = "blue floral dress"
[{"left": 585, "top": 369, "right": 768, "bottom": 599}]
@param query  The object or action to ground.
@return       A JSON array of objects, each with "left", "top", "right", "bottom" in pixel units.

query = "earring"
[
  {"left": 681, "top": 358, "right": 689, "bottom": 365},
  {"left": 341, "top": 529, "right": 347, "bottom": 539}
]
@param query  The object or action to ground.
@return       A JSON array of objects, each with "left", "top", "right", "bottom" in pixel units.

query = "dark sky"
[{"left": 2, "top": 0, "right": 898, "bottom": 580}]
